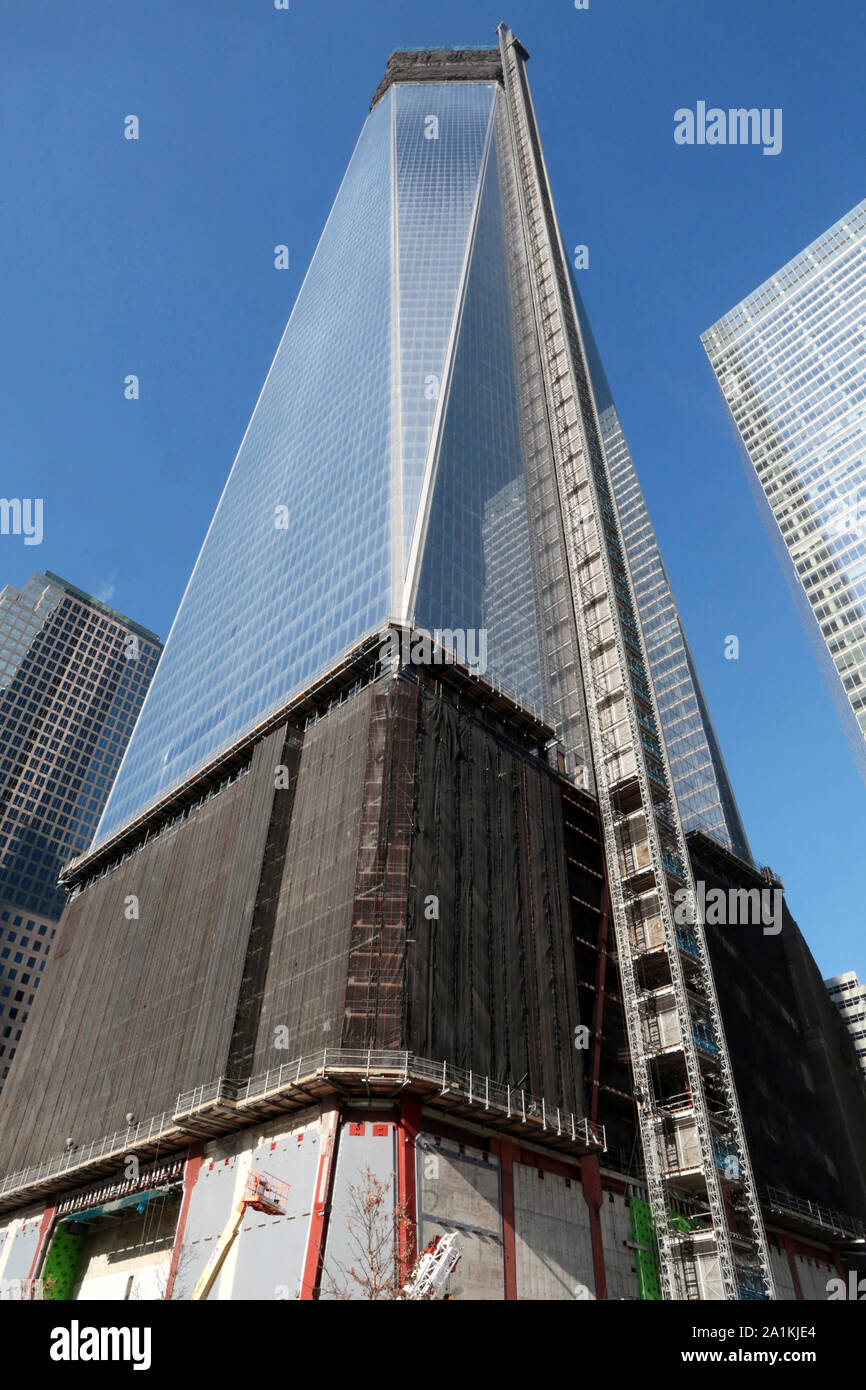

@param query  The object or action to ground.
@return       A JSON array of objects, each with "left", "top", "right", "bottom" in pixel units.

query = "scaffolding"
[{"left": 497, "top": 24, "right": 774, "bottom": 1300}]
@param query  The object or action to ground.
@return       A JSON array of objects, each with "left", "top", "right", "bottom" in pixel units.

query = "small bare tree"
[
  {"left": 124, "top": 1241, "right": 195, "bottom": 1301},
  {"left": 324, "top": 1165, "right": 423, "bottom": 1300}
]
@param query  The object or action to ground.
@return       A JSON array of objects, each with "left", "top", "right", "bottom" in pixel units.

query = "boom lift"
[{"left": 190, "top": 1170, "right": 290, "bottom": 1301}]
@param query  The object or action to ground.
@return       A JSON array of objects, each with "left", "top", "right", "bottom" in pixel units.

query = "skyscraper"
[
  {"left": 703, "top": 198, "right": 866, "bottom": 782},
  {"left": 0, "top": 572, "right": 161, "bottom": 1092},
  {"left": 0, "top": 32, "right": 862, "bottom": 1305},
  {"left": 88, "top": 51, "right": 565, "bottom": 850}
]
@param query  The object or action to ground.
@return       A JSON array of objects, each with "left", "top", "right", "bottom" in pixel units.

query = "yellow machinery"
[{"left": 190, "top": 1170, "right": 290, "bottom": 1301}]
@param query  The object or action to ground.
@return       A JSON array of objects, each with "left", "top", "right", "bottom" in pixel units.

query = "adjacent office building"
[
  {"left": 0, "top": 572, "right": 161, "bottom": 1092},
  {"left": 0, "top": 36, "right": 863, "bottom": 1304},
  {"left": 703, "top": 199, "right": 866, "bottom": 782},
  {"left": 825, "top": 971, "right": 866, "bottom": 1082}
]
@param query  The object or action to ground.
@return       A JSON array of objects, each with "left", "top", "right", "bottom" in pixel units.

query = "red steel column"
[
  {"left": 164, "top": 1144, "right": 203, "bottom": 1301},
  {"left": 831, "top": 1246, "right": 848, "bottom": 1292},
  {"left": 490, "top": 1138, "right": 518, "bottom": 1300},
  {"left": 581, "top": 1156, "right": 607, "bottom": 1301},
  {"left": 300, "top": 1103, "right": 341, "bottom": 1300},
  {"left": 781, "top": 1234, "right": 804, "bottom": 1300},
  {"left": 396, "top": 1095, "right": 422, "bottom": 1282},
  {"left": 27, "top": 1204, "right": 56, "bottom": 1286}
]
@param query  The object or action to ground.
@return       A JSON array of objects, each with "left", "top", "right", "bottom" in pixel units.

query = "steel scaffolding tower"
[{"left": 497, "top": 23, "right": 774, "bottom": 1301}]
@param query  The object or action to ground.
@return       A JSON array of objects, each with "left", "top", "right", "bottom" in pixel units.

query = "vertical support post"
[
  {"left": 492, "top": 1138, "right": 518, "bottom": 1300},
  {"left": 581, "top": 1156, "right": 608, "bottom": 1301},
  {"left": 165, "top": 1144, "right": 203, "bottom": 1301},
  {"left": 396, "top": 1094, "right": 423, "bottom": 1284},
  {"left": 781, "top": 1234, "right": 804, "bottom": 1301},
  {"left": 830, "top": 1245, "right": 848, "bottom": 1292},
  {"left": 300, "top": 1103, "right": 341, "bottom": 1300},
  {"left": 26, "top": 1204, "right": 57, "bottom": 1287}
]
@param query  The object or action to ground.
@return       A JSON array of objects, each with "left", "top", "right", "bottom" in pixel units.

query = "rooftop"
[
  {"left": 370, "top": 44, "right": 506, "bottom": 110},
  {"left": 44, "top": 571, "right": 162, "bottom": 646}
]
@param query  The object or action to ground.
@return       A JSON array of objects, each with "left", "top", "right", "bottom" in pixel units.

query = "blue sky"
[{"left": 2, "top": 0, "right": 863, "bottom": 977}]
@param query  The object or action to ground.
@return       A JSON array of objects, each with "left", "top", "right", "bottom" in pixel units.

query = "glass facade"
[
  {"left": 94, "top": 77, "right": 548, "bottom": 847},
  {"left": 395, "top": 82, "right": 496, "bottom": 568},
  {"left": 703, "top": 199, "right": 866, "bottom": 783},
  {"left": 96, "top": 93, "right": 397, "bottom": 844},
  {"left": 412, "top": 102, "right": 547, "bottom": 716}
]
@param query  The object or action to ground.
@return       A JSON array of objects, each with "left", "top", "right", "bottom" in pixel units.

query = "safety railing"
[
  {"left": 0, "top": 1108, "right": 177, "bottom": 1199},
  {"left": 0, "top": 1050, "right": 605, "bottom": 1206},
  {"left": 760, "top": 1185, "right": 865, "bottom": 1239},
  {"left": 179, "top": 1050, "right": 606, "bottom": 1151}
]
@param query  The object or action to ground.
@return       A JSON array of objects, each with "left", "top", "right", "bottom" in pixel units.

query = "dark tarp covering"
[
  {"left": 250, "top": 687, "right": 374, "bottom": 1070},
  {"left": 251, "top": 673, "right": 586, "bottom": 1111},
  {"left": 345, "top": 674, "right": 585, "bottom": 1111},
  {"left": 693, "top": 834, "right": 866, "bottom": 1224},
  {"left": 0, "top": 730, "right": 283, "bottom": 1177},
  {"left": 0, "top": 669, "right": 590, "bottom": 1182}
]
